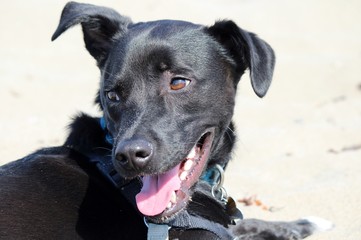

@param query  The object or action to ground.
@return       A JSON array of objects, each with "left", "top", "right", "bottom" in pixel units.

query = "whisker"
[
  {"left": 101, "top": 69, "right": 119, "bottom": 79},
  {"left": 225, "top": 127, "right": 235, "bottom": 144},
  {"left": 226, "top": 126, "right": 236, "bottom": 135},
  {"left": 93, "top": 146, "right": 113, "bottom": 151}
]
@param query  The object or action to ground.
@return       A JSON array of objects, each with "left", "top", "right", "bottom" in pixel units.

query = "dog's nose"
[{"left": 115, "top": 139, "right": 153, "bottom": 170}]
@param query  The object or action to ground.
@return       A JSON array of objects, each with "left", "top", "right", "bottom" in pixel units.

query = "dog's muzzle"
[{"left": 135, "top": 129, "right": 216, "bottom": 221}]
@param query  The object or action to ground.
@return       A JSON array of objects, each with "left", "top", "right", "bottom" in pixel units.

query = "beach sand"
[{"left": 1, "top": 0, "right": 360, "bottom": 239}]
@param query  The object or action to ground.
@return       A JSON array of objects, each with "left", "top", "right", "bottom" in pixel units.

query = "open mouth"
[{"left": 135, "top": 128, "right": 215, "bottom": 222}]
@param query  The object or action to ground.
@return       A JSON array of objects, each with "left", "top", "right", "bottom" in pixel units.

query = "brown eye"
[
  {"left": 106, "top": 91, "right": 120, "bottom": 102},
  {"left": 170, "top": 78, "right": 190, "bottom": 90}
]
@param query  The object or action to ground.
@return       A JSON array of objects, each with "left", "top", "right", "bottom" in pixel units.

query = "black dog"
[{"left": 0, "top": 2, "right": 331, "bottom": 239}]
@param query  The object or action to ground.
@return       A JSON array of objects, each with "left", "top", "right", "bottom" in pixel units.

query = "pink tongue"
[{"left": 135, "top": 164, "right": 181, "bottom": 216}]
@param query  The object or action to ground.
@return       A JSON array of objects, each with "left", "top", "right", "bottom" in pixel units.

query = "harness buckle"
[{"left": 144, "top": 218, "right": 170, "bottom": 240}]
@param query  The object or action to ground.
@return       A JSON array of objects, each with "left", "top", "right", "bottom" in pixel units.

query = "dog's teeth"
[
  {"left": 183, "top": 159, "right": 193, "bottom": 171},
  {"left": 187, "top": 147, "right": 196, "bottom": 159},
  {"left": 179, "top": 171, "right": 188, "bottom": 181},
  {"left": 170, "top": 191, "right": 177, "bottom": 204},
  {"left": 166, "top": 202, "right": 172, "bottom": 209}
]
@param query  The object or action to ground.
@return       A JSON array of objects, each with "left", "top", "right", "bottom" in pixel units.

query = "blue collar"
[{"left": 100, "top": 117, "right": 114, "bottom": 145}]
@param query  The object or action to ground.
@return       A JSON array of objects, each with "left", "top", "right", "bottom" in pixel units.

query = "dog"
[{"left": 0, "top": 2, "right": 332, "bottom": 239}]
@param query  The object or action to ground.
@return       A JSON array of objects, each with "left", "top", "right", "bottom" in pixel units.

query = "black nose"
[{"left": 115, "top": 139, "right": 153, "bottom": 170}]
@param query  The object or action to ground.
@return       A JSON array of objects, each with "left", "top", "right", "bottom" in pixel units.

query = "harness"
[{"left": 96, "top": 117, "right": 242, "bottom": 239}]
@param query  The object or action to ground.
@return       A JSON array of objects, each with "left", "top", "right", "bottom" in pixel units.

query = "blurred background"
[{"left": 1, "top": 0, "right": 360, "bottom": 239}]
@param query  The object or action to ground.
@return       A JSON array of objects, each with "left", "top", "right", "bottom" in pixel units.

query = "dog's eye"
[
  {"left": 106, "top": 91, "right": 120, "bottom": 102},
  {"left": 170, "top": 78, "right": 190, "bottom": 91}
]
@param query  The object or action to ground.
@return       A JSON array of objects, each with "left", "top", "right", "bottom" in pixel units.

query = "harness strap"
[
  {"left": 88, "top": 154, "right": 142, "bottom": 211},
  {"left": 166, "top": 210, "right": 236, "bottom": 239},
  {"left": 147, "top": 223, "right": 169, "bottom": 240}
]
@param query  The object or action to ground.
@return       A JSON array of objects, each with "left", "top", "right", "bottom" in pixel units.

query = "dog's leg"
[{"left": 230, "top": 217, "right": 333, "bottom": 240}]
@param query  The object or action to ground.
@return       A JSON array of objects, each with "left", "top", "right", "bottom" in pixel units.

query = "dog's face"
[
  {"left": 101, "top": 20, "right": 235, "bottom": 175},
  {"left": 53, "top": 2, "right": 275, "bottom": 222}
]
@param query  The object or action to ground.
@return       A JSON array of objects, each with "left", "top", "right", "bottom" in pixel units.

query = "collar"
[{"left": 99, "top": 117, "right": 114, "bottom": 145}]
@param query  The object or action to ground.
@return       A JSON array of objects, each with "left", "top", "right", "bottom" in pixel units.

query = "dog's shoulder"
[
  {"left": 1, "top": 146, "right": 82, "bottom": 179},
  {"left": 0, "top": 146, "right": 89, "bottom": 238},
  {"left": 0, "top": 145, "right": 91, "bottom": 204},
  {"left": 0, "top": 113, "right": 111, "bottom": 201}
]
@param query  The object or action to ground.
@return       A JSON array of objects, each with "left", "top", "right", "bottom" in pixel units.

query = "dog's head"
[{"left": 53, "top": 2, "right": 275, "bottom": 222}]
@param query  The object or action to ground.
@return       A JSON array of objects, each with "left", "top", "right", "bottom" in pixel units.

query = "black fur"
[{"left": 0, "top": 2, "right": 328, "bottom": 239}]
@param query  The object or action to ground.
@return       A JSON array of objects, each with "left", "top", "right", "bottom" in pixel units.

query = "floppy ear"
[
  {"left": 207, "top": 20, "right": 275, "bottom": 97},
  {"left": 51, "top": 1, "right": 132, "bottom": 66}
]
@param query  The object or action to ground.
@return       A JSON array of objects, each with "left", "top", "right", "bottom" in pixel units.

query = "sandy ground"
[{"left": 1, "top": 0, "right": 360, "bottom": 239}]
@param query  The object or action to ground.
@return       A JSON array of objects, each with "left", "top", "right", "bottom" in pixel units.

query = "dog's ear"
[
  {"left": 51, "top": 2, "right": 131, "bottom": 66},
  {"left": 207, "top": 20, "right": 275, "bottom": 97}
]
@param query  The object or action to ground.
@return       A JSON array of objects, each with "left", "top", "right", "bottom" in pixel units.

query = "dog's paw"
[{"left": 300, "top": 216, "right": 334, "bottom": 232}]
